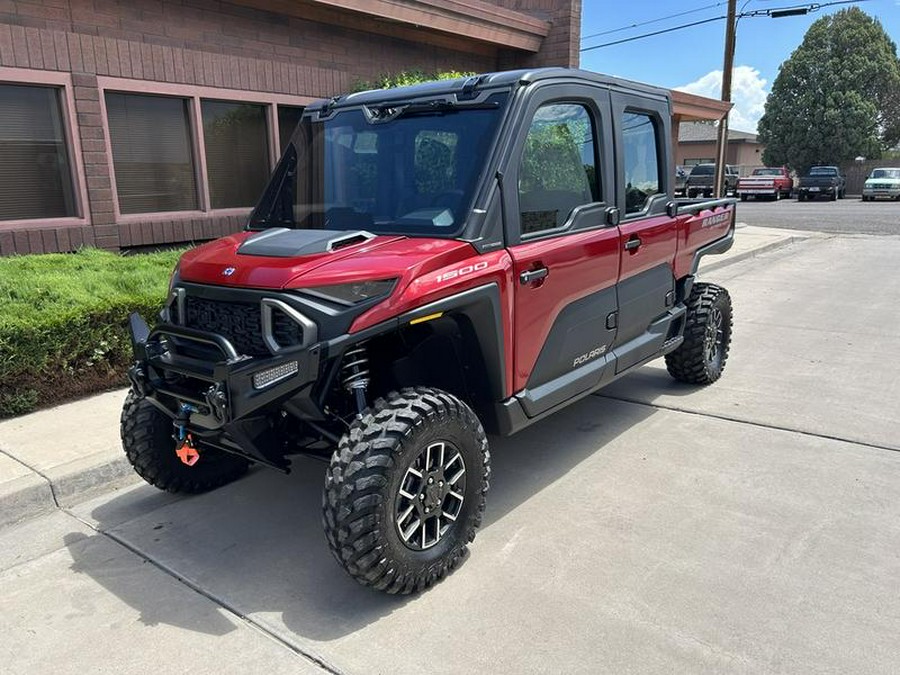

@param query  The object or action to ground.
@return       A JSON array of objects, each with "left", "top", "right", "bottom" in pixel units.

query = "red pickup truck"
[{"left": 737, "top": 167, "right": 793, "bottom": 201}]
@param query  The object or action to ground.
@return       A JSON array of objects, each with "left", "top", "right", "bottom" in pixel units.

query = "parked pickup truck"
[
  {"left": 797, "top": 165, "right": 846, "bottom": 201},
  {"left": 862, "top": 167, "right": 900, "bottom": 201},
  {"left": 737, "top": 166, "right": 793, "bottom": 201},
  {"left": 122, "top": 68, "right": 736, "bottom": 594},
  {"left": 686, "top": 163, "right": 739, "bottom": 198}
]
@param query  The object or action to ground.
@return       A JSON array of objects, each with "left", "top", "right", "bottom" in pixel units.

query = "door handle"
[
  {"left": 519, "top": 267, "right": 549, "bottom": 285},
  {"left": 624, "top": 236, "right": 642, "bottom": 251}
]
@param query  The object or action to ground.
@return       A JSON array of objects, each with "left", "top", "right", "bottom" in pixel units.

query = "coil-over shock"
[{"left": 340, "top": 344, "right": 370, "bottom": 413}]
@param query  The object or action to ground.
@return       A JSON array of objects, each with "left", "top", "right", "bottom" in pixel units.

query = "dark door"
[
  {"left": 503, "top": 84, "right": 619, "bottom": 417},
  {"left": 610, "top": 92, "right": 678, "bottom": 372}
]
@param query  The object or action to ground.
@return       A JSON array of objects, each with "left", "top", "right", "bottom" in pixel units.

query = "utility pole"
[{"left": 714, "top": 0, "right": 737, "bottom": 198}]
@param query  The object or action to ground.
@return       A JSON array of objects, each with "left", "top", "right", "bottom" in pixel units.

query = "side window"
[
  {"left": 622, "top": 112, "right": 662, "bottom": 215},
  {"left": 518, "top": 103, "right": 598, "bottom": 236}
]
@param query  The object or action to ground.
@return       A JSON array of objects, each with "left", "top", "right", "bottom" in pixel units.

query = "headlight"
[
  {"left": 300, "top": 279, "right": 396, "bottom": 306},
  {"left": 168, "top": 260, "right": 181, "bottom": 292}
]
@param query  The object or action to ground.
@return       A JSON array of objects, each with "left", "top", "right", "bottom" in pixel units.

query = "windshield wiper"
[{"left": 365, "top": 99, "right": 499, "bottom": 123}]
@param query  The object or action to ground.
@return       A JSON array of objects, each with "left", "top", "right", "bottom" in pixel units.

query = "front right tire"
[{"left": 120, "top": 392, "right": 250, "bottom": 493}]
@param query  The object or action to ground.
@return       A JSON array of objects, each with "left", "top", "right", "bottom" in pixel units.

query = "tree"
[{"left": 757, "top": 8, "right": 900, "bottom": 172}]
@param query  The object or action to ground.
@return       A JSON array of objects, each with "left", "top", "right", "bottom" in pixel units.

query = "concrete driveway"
[{"left": 3, "top": 235, "right": 899, "bottom": 674}]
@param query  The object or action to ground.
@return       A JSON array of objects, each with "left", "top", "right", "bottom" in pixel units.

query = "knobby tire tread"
[
  {"left": 322, "top": 387, "right": 490, "bottom": 594},
  {"left": 120, "top": 391, "right": 249, "bottom": 494},
  {"left": 665, "top": 283, "right": 733, "bottom": 385}
]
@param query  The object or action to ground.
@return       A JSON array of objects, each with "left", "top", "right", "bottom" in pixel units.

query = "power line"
[
  {"left": 580, "top": 2, "right": 726, "bottom": 42},
  {"left": 579, "top": 0, "right": 869, "bottom": 52},
  {"left": 581, "top": 16, "right": 726, "bottom": 52}
]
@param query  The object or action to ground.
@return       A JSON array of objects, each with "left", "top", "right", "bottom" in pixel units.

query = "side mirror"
[{"left": 666, "top": 201, "right": 678, "bottom": 218}]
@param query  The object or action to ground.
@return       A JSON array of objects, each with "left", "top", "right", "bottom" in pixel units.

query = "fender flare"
[{"left": 324, "top": 283, "right": 508, "bottom": 403}]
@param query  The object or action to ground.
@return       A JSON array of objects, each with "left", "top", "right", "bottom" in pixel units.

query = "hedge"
[{"left": 0, "top": 248, "right": 183, "bottom": 417}]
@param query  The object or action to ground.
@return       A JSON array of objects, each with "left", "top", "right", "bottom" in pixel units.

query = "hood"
[{"left": 178, "top": 227, "right": 476, "bottom": 291}]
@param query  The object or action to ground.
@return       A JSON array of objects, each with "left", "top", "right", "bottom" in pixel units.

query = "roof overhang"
[
  {"left": 671, "top": 90, "right": 732, "bottom": 122},
  {"left": 238, "top": 0, "right": 551, "bottom": 54}
]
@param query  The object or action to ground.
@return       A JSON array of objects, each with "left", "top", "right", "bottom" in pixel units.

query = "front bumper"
[
  {"left": 863, "top": 187, "right": 900, "bottom": 199},
  {"left": 128, "top": 313, "right": 321, "bottom": 431}
]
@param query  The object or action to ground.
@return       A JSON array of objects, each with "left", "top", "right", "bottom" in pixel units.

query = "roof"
[
  {"left": 678, "top": 121, "right": 759, "bottom": 143},
  {"left": 312, "top": 68, "right": 671, "bottom": 112}
]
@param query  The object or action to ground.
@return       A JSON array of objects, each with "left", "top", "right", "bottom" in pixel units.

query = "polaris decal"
[
  {"left": 573, "top": 345, "right": 607, "bottom": 367},
  {"left": 436, "top": 261, "right": 489, "bottom": 283}
]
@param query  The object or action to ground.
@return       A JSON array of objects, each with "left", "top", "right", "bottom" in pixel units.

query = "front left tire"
[{"left": 323, "top": 387, "right": 490, "bottom": 594}]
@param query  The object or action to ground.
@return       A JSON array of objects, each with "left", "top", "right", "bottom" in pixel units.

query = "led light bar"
[{"left": 252, "top": 361, "right": 299, "bottom": 389}]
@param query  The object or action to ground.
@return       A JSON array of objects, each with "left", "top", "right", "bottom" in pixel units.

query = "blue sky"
[{"left": 580, "top": 0, "right": 900, "bottom": 132}]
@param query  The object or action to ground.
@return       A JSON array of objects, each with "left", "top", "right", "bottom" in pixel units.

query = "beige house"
[{"left": 676, "top": 121, "right": 765, "bottom": 173}]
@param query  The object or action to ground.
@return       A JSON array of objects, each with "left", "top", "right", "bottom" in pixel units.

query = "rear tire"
[
  {"left": 666, "top": 283, "right": 733, "bottom": 385},
  {"left": 323, "top": 387, "right": 490, "bottom": 594},
  {"left": 120, "top": 392, "right": 250, "bottom": 493}
]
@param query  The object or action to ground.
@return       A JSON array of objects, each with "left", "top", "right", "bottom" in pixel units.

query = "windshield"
[
  {"left": 871, "top": 168, "right": 900, "bottom": 180},
  {"left": 809, "top": 167, "right": 837, "bottom": 176},
  {"left": 248, "top": 92, "right": 508, "bottom": 236},
  {"left": 752, "top": 168, "right": 782, "bottom": 176},
  {"left": 691, "top": 165, "right": 714, "bottom": 176}
]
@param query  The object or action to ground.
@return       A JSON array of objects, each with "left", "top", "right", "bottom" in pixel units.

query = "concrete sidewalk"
[{"left": 0, "top": 224, "right": 816, "bottom": 530}]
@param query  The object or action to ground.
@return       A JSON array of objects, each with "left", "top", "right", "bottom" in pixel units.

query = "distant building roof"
[{"left": 678, "top": 121, "right": 759, "bottom": 143}]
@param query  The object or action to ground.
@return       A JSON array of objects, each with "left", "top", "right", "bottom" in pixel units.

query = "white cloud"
[{"left": 676, "top": 66, "right": 769, "bottom": 134}]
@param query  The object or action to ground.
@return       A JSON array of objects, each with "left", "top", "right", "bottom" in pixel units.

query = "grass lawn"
[{"left": 0, "top": 247, "right": 183, "bottom": 417}]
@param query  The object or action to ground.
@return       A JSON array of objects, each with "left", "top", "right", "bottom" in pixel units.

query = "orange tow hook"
[{"left": 175, "top": 434, "right": 200, "bottom": 466}]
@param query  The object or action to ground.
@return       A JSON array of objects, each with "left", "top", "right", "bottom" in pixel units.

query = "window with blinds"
[
  {"left": 105, "top": 92, "right": 198, "bottom": 214},
  {"left": 278, "top": 105, "right": 304, "bottom": 154},
  {"left": 0, "top": 84, "right": 77, "bottom": 221},
  {"left": 202, "top": 100, "right": 270, "bottom": 209}
]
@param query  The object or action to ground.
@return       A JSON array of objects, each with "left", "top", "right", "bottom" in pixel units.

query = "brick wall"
[
  {"left": 0, "top": 0, "right": 581, "bottom": 255},
  {"left": 496, "top": 0, "right": 581, "bottom": 69}
]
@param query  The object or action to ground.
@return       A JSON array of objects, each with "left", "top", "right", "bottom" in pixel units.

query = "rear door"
[
  {"left": 610, "top": 91, "right": 678, "bottom": 372},
  {"left": 503, "top": 83, "right": 619, "bottom": 417}
]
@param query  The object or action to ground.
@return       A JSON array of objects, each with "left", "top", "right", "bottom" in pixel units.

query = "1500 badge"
[{"left": 436, "top": 261, "right": 489, "bottom": 283}]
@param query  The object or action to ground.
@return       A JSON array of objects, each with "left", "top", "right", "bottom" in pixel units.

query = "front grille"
[{"left": 184, "top": 296, "right": 303, "bottom": 357}]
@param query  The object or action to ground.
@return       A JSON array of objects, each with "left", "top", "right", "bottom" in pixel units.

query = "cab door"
[
  {"left": 503, "top": 84, "right": 620, "bottom": 418},
  {"left": 609, "top": 91, "right": 678, "bottom": 372}
]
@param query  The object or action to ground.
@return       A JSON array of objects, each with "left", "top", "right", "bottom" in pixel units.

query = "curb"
[
  {"left": 0, "top": 230, "right": 808, "bottom": 532},
  {"left": 701, "top": 233, "right": 806, "bottom": 274},
  {"left": 0, "top": 445, "right": 140, "bottom": 530}
]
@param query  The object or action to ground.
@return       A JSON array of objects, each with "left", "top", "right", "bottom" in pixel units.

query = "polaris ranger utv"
[{"left": 123, "top": 68, "right": 735, "bottom": 594}]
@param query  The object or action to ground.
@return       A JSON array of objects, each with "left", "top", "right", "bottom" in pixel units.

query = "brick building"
[{"left": 0, "top": 0, "right": 580, "bottom": 255}]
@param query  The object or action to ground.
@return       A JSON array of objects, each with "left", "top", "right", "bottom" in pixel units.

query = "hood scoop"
[{"left": 237, "top": 228, "right": 375, "bottom": 258}]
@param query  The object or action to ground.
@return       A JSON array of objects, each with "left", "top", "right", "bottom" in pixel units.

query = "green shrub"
[
  {"left": 352, "top": 69, "right": 475, "bottom": 93},
  {"left": 0, "top": 247, "right": 183, "bottom": 417}
]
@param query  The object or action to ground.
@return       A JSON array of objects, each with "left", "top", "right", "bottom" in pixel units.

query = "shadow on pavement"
[
  {"left": 596, "top": 365, "right": 707, "bottom": 403},
  {"left": 65, "top": 394, "right": 656, "bottom": 641}
]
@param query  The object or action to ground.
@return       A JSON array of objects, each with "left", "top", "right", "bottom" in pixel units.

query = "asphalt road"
[
  {"left": 736, "top": 196, "right": 900, "bottom": 235},
  {"left": 3, "top": 235, "right": 900, "bottom": 674}
]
